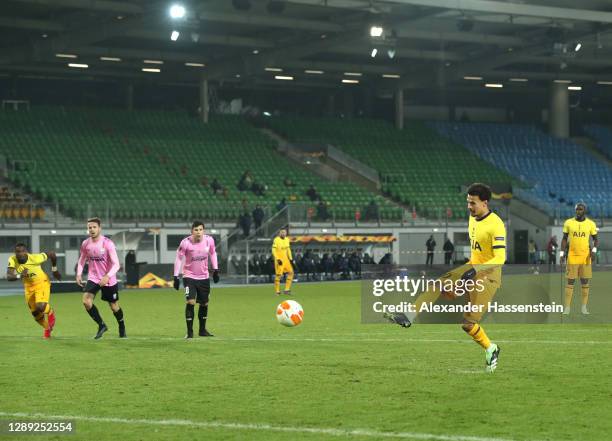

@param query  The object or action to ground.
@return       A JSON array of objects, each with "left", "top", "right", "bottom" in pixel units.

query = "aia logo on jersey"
[
  {"left": 573, "top": 232, "right": 586, "bottom": 238},
  {"left": 471, "top": 240, "right": 482, "bottom": 251}
]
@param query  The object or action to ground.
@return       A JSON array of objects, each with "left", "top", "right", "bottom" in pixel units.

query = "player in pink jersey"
[
  {"left": 174, "top": 221, "right": 219, "bottom": 338},
  {"left": 76, "top": 217, "right": 126, "bottom": 339}
]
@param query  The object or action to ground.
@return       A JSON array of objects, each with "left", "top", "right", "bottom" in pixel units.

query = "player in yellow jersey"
[
  {"left": 560, "top": 203, "right": 598, "bottom": 315},
  {"left": 7, "top": 243, "right": 62, "bottom": 339},
  {"left": 272, "top": 228, "right": 294, "bottom": 295},
  {"left": 386, "top": 183, "right": 505, "bottom": 372}
]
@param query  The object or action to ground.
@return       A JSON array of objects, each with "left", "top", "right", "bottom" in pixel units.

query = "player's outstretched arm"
[
  {"left": 591, "top": 235, "right": 599, "bottom": 262},
  {"left": 209, "top": 237, "right": 220, "bottom": 283},
  {"left": 76, "top": 241, "right": 87, "bottom": 287},
  {"left": 6, "top": 267, "right": 19, "bottom": 282},
  {"left": 173, "top": 243, "right": 185, "bottom": 290},
  {"left": 46, "top": 251, "right": 62, "bottom": 281},
  {"left": 560, "top": 233, "right": 569, "bottom": 264}
]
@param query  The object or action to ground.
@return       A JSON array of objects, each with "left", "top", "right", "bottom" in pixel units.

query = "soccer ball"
[{"left": 276, "top": 300, "right": 304, "bottom": 327}]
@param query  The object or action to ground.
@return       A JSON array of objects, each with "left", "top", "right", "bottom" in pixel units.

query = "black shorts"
[
  {"left": 84, "top": 280, "right": 120, "bottom": 303},
  {"left": 183, "top": 278, "right": 210, "bottom": 304}
]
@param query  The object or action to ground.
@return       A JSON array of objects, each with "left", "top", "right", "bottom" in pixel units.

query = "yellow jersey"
[
  {"left": 468, "top": 211, "right": 506, "bottom": 268},
  {"left": 563, "top": 217, "right": 597, "bottom": 263},
  {"left": 272, "top": 237, "right": 292, "bottom": 262},
  {"left": 7, "top": 253, "right": 50, "bottom": 286}
]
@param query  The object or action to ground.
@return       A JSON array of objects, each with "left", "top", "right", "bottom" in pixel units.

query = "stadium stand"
[
  {"left": 429, "top": 122, "right": 612, "bottom": 218},
  {"left": 583, "top": 125, "right": 612, "bottom": 161},
  {"left": 265, "top": 117, "right": 518, "bottom": 219},
  {"left": 0, "top": 107, "right": 401, "bottom": 221},
  {"left": 0, "top": 186, "right": 44, "bottom": 221}
]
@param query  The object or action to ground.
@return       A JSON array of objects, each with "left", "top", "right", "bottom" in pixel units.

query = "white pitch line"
[
  {"left": 0, "top": 335, "right": 610, "bottom": 345},
  {"left": 0, "top": 411, "right": 541, "bottom": 441}
]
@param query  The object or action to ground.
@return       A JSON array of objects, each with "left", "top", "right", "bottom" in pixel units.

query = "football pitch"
[{"left": 1, "top": 281, "right": 611, "bottom": 441}]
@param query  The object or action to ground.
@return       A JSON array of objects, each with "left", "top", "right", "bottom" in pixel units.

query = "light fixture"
[
  {"left": 304, "top": 70, "right": 324, "bottom": 74},
  {"left": 342, "top": 79, "right": 359, "bottom": 84},
  {"left": 382, "top": 74, "right": 401, "bottom": 79},
  {"left": 264, "top": 67, "right": 283, "bottom": 72},
  {"left": 169, "top": 4, "right": 186, "bottom": 19},
  {"left": 370, "top": 26, "right": 384, "bottom": 37},
  {"left": 170, "top": 30, "right": 180, "bottom": 41},
  {"left": 597, "top": 81, "right": 612, "bottom": 85},
  {"left": 371, "top": 48, "right": 378, "bottom": 58},
  {"left": 344, "top": 72, "right": 362, "bottom": 77},
  {"left": 41, "top": 33, "right": 48, "bottom": 38},
  {"left": 574, "top": 42, "right": 582, "bottom": 52},
  {"left": 143, "top": 60, "right": 164, "bottom": 64},
  {"left": 509, "top": 78, "right": 528, "bottom": 82},
  {"left": 116, "top": 15, "right": 124, "bottom": 20},
  {"left": 263, "top": 111, "right": 271, "bottom": 116},
  {"left": 464, "top": 76, "right": 483, "bottom": 80},
  {"left": 387, "top": 49, "right": 396, "bottom": 59},
  {"left": 235, "top": 74, "right": 241, "bottom": 78},
  {"left": 185, "top": 62, "right": 205, "bottom": 67},
  {"left": 68, "top": 63, "right": 88, "bottom": 69},
  {"left": 142, "top": 68, "right": 161, "bottom": 73},
  {"left": 568, "top": 86, "right": 582, "bottom": 90},
  {"left": 553, "top": 79, "right": 572, "bottom": 83},
  {"left": 485, "top": 83, "right": 503, "bottom": 88},
  {"left": 191, "top": 32, "right": 200, "bottom": 42},
  {"left": 252, "top": 49, "right": 259, "bottom": 54},
  {"left": 100, "top": 56, "right": 121, "bottom": 62},
  {"left": 56, "top": 53, "right": 77, "bottom": 59},
  {"left": 274, "top": 75, "right": 294, "bottom": 80}
]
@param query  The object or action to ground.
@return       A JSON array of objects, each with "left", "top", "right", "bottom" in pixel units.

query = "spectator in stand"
[
  {"left": 349, "top": 252, "right": 362, "bottom": 278},
  {"left": 528, "top": 239, "right": 537, "bottom": 265},
  {"left": 337, "top": 253, "right": 350, "bottom": 280},
  {"left": 379, "top": 253, "right": 392, "bottom": 265},
  {"left": 302, "top": 251, "right": 316, "bottom": 281},
  {"left": 238, "top": 211, "right": 252, "bottom": 238},
  {"left": 211, "top": 178, "right": 223, "bottom": 195},
  {"left": 426, "top": 235, "right": 436, "bottom": 266},
  {"left": 443, "top": 237, "right": 455, "bottom": 265},
  {"left": 283, "top": 177, "right": 295, "bottom": 187},
  {"left": 547, "top": 235, "right": 558, "bottom": 268},
  {"left": 252, "top": 181, "right": 267, "bottom": 197},
  {"left": 306, "top": 185, "right": 320, "bottom": 202},
  {"left": 321, "top": 253, "right": 334, "bottom": 280},
  {"left": 316, "top": 200, "right": 330, "bottom": 221},
  {"left": 364, "top": 200, "right": 379, "bottom": 221},
  {"left": 276, "top": 197, "right": 287, "bottom": 212},
  {"left": 237, "top": 170, "right": 254, "bottom": 191},
  {"left": 252, "top": 205, "right": 265, "bottom": 233}
]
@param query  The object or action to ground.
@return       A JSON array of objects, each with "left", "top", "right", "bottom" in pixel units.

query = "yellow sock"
[
  {"left": 274, "top": 275, "right": 281, "bottom": 294},
  {"left": 285, "top": 273, "right": 293, "bottom": 292},
  {"left": 581, "top": 285, "right": 590, "bottom": 306},
  {"left": 467, "top": 323, "right": 491, "bottom": 350},
  {"left": 33, "top": 311, "right": 48, "bottom": 329},
  {"left": 564, "top": 285, "right": 574, "bottom": 308},
  {"left": 44, "top": 304, "right": 51, "bottom": 314}
]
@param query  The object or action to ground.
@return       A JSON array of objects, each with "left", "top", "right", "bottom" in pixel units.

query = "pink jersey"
[
  {"left": 77, "top": 235, "right": 120, "bottom": 285},
  {"left": 174, "top": 235, "right": 218, "bottom": 280}
]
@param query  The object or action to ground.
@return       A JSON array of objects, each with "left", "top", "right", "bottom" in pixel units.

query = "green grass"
[{"left": 1, "top": 282, "right": 611, "bottom": 441}]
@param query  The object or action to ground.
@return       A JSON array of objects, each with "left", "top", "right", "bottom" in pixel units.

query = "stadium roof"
[{"left": 2, "top": 0, "right": 612, "bottom": 91}]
